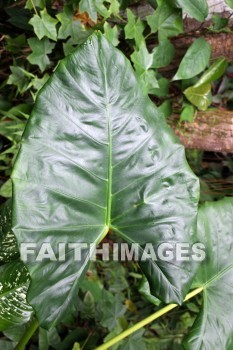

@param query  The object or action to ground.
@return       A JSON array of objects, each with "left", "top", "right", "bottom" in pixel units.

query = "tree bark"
[{"left": 169, "top": 110, "right": 233, "bottom": 153}]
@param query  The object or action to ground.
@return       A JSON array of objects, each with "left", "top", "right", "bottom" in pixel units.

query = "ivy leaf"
[
  {"left": 118, "top": 329, "right": 147, "bottom": 350},
  {"left": 79, "top": 0, "right": 98, "bottom": 22},
  {"left": 57, "top": 9, "right": 83, "bottom": 41},
  {"left": 173, "top": 38, "right": 211, "bottom": 81},
  {"left": 104, "top": 23, "right": 119, "bottom": 47},
  {"left": 32, "top": 74, "right": 50, "bottom": 92},
  {"left": 5, "top": 34, "right": 26, "bottom": 54},
  {"left": 27, "top": 38, "right": 55, "bottom": 72},
  {"left": 29, "top": 9, "right": 58, "bottom": 41},
  {"left": 7, "top": 66, "right": 34, "bottom": 94},
  {"left": 151, "top": 39, "right": 175, "bottom": 68},
  {"left": 99, "top": 292, "right": 126, "bottom": 331},
  {"left": 108, "top": 0, "right": 120, "bottom": 16},
  {"left": 140, "top": 70, "right": 159, "bottom": 94},
  {"left": 124, "top": 9, "right": 145, "bottom": 47},
  {"left": 184, "top": 198, "right": 233, "bottom": 350},
  {"left": 131, "top": 43, "right": 158, "bottom": 93},
  {"left": 180, "top": 104, "right": 195, "bottom": 123},
  {"left": 184, "top": 83, "right": 212, "bottom": 111},
  {"left": 146, "top": 4, "right": 183, "bottom": 40},
  {"left": 0, "top": 179, "right": 12, "bottom": 199},
  {"left": 175, "top": 0, "right": 208, "bottom": 22},
  {"left": 130, "top": 43, "right": 153, "bottom": 75}
]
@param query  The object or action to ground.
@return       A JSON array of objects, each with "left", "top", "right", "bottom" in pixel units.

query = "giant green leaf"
[
  {"left": 173, "top": 38, "right": 211, "bottom": 81},
  {"left": 184, "top": 198, "right": 233, "bottom": 350},
  {"left": 12, "top": 33, "right": 199, "bottom": 329},
  {"left": 0, "top": 200, "right": 32, "bottom": 330}
]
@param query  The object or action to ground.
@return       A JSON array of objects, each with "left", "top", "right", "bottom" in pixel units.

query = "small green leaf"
[
  {"left": 150, "top": 77, "right": 169, "bottom": 97},
  {"left": 124, "top": 9, "right": 145, "bottom": 47},
  {"left": 158, "top": 100, "right": 172, "bottom": 118},
  {"left": 141, "top": 70, "right": 159, "bottom": 94},
  {"left": 27, "top": 38, "right": 55, "bottom": 72},
  {"left": 29, "top": 9, "right": 58, "bottom": 41},
  {"left": 104, "top": 23, "right": 119, "bottom": 47},
  {"left": 180, "top": 104, "right": 195, "bottom": 122},
  {"left": 139, "top": 275, "right": 161, "bottom": 306},
  {"left": 130, "top": 43, "right": 153, "bottom": 75},
  {"left": 151, "top": 39, "right": 175, "bottom": 68},
  {"left": 99, "top": 292, "right": 126, "bottom": 331},
  {"left": 5, "top": 34, "right": 26, "bottom": 54},
  {"left": 0, "top": 179, "right": 12, "bottom": 198},
  {"left": 184, "top": 198, "right": 233, "bottom": 350},
  {"left": 118, "top": 329, "right": 147, "bottom": 350},
  {"left": 173, "top": 38, "right": 211, "bottom": 80},
  {"left": 57, "top": 9, "right": 83, "bottom": 41},
  {"left": 108, "top": 0, "right": 120, "bottom": 16},
  {"left": 7, "top": 66, "right": 34, "bottom": 94},
  {"left": 195, "top": 57, "right": 227, "bottom": 87},
  {"left": 72, "top": 343, "right": 81, "bottom": 350},
  {"left": 146, "top": 4, "right": 183, "bottom": 40},
  {"left": 212, "top": 14, "right": 228, "bottom": 31},
  {"left": 184, "top": 83, "right": 212, "bottom": 111},
  {"left": 32, "top": 74, "right": 50, "bottom": 91},
  {"left": 224, "top": 0, "right": 233, "bottom": 9},
  {"left": 176, "top": 0, "right": 208, "bottom": 22},
  {"left": 79, "top": 0, "right": 97, "bottom": 22},
  {"left": 131, "top": 43, "right": 159, "bottom": 94}
]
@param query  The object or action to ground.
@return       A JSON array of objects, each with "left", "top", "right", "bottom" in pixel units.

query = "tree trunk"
[{"left": 169, "top": 110, "right": 233, "bottom": 153}]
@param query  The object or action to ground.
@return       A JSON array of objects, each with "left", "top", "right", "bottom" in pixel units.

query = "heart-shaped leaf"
[
  {"left": 176, "top": 0, "right": 208, "bottom": 22},
  {"left": 12, "top": 33, "right": 199, "bottom": 328},
  {"left": 184, "top": 198, "right": 233, "bottom": 350},
  {"left": 173, "top": 38, "right": 211, "bottom": 81},
  {"left": 184, "top": 83, "right": 212, "bottom": 111},
  {"left": 194, "top": 57, "right": 227, "bottom": 87}
]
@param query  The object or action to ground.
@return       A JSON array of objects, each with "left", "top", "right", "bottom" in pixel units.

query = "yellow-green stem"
[
  {"left": 30, "top": 0, "right": 38, "bottom": 15},
  {"left": 95, "top": 287, "right": 204, "bottom": 350},
  {"left": 14, "top": 318, "right": 39, "bottom": 350}
]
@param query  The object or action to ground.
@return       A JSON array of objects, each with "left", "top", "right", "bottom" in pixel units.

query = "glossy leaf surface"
[
  {"left": 12, "top": 33, "right": 199, "bottom": 328},
  {"left": 184, "top": 198, "right": 233, "bottom": 350}
]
